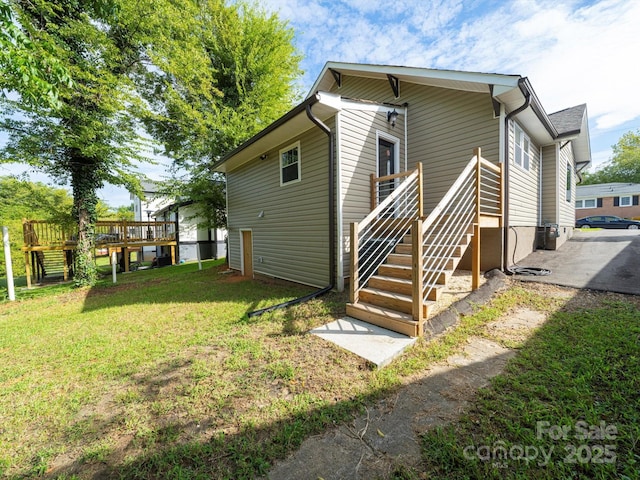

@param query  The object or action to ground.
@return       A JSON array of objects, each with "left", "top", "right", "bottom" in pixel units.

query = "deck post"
[
  {"left": 350, "top": 222, "right": 359, "bottom": 304},
  {"left": 63, "top": 249, "right": 69, "bottom": 281},
  {"left": 370, "top": 173, "right": 376, "bottom": 211},
  {"left": 472, "top": 147, "right": 482, "bottom": 290},
  {"left": 412, "top": 219, "right": 424, "bottom": 333},
  {"left": 24, "top": 252, "right": 32, "bottom": 288},
  {"left": 170, "top": 245, "right": 176, "bottom": 265}
]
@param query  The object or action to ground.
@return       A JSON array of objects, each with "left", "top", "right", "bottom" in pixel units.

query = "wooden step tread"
[{"left": 347, "top": 301, "right": 414, "bottom": 321}]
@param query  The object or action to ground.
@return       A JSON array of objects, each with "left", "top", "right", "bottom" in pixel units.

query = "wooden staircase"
[
  {"left": 347, "top": 148, "right": 503, "bottom": 338},
  {"left": 347, "top": 224, "right": 474, "bottom": 337}
]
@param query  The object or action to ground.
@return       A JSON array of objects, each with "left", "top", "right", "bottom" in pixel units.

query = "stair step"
[
  {"left": 368, "top": 275, "right": 443, "bottom": 301},
  {"left": 346, "top": 302, "right": 421, "bottom": 337},
  {"left": 386, "top": 253, "right": 412, "bottom": 266},
  {"left": 402, "top": 232, "right": 472, "bottom": 245},
  {"left": 377, "top": 264, "right": 451, "bottom": 284},
  {"left": 359, "top": 287, "right": 435, "bottom": 316}
]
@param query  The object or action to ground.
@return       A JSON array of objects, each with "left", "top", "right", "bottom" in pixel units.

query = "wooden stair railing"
[{"left": 347, "top": 148, "right": 503, "bottom": 337}]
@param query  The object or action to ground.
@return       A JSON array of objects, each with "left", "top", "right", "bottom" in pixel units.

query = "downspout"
[
  {"left": 503, "top": 78, "right": 531, "bottom": 273},
  {"left": 247, "top": 100, "right": 336, "bottom": 317}
]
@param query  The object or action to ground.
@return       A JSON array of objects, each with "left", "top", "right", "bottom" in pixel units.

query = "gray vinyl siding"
[
  {"left": 339, "top": 108, "right": 405, "bottom": 276},
  {"left": 508, "top": 120, "right": 541, "bottom": 226},
  {"left": 332, "top": 76, "right": 501, "bottom": 214},
  {"left": 541, "top": 144, "right": 558, "bottom": 224},
  {"left": 226, "top": 124, "right": 331, "bottom": 287},
  {"left": 559, "top": 143, "right": 575, "bottom": 227}
]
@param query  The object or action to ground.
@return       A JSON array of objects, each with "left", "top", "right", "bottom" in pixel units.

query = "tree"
[
  {"left": 582, "top": 129, "right": 640, "bottom": 185},
  {"left": 0, "top": 1, "right": 72, "bottom": 108},
  {"left": 0, "top": 0, "right": 300, "bottom": 286},
  {"left": 143, "top": 0, "right": 302, "bottom": 230},
  {"left": 0, "top": 0, "right": 211, "bottom": 286}
]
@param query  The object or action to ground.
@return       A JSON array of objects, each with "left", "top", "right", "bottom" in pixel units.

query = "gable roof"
[
  {"left": 576, "top": 183, "right": 640, "bottom": 198},
  {"left": 215, "top": 62, "right": 591, "bottom": 172},
  {"left": 311, "top": 62, "right": 591, "bottom": 163}
]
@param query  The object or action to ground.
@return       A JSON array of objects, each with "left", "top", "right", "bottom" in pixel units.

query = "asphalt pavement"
[{"left": 514, "top": 229, "right": 640, "bottom": 295}]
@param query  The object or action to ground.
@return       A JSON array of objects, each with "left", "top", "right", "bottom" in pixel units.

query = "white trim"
[
  {"left": 576, "top": 198, "right": 597, "bottom": 209},
  {"left": 335, "top": 111, "right": 344, "bottom": 292},
  {"left": 376, "top": 131, "right": 401, "bottom": 176},
  {"left": 404, "top": 105, "right": 408, "bottom": 172},
  {"left": 514, "top": 123, "right": 531, "bottom": 172},
  {"left": 619, "top": 195, "right": 632, "bottom": 207},
  {"left": 239, "top": 228, "right": 253, "bottom": 277},
  {"left": 279, "top": 141, "right": 302, "bottom": 186},
  {"left": 309, "top": 62, "right": 521, "bottom": 98}
]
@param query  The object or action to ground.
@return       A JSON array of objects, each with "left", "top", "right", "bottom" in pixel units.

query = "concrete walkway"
[
  {"left": 266, "top": 271, "right": 510, "bottom": 480},
  {"left": 515, "top": 229, "right": 640, "bottom": 295}
]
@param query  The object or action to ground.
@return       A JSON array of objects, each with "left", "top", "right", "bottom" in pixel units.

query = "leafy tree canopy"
[
  {"left": 143, "top": 0, "right": 302, "bottom": 229},
  {"left": 0, "top": 1, "right": 72, "bottom": 108},
  {"left": 0, "top": 0, "right": 301, "bottom": 285},
  {"left": 582, "top": 129, "right": 640, "bottom": 185}
]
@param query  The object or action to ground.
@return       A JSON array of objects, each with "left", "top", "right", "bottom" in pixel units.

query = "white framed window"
[
  {"left": 576, "top": 198, "right": 597, "bottom": 209},
  {"left": 620, "top": 196, "right": 632, "bottom": 207},
  {"left": 279, "top": 141, "right": 301, "bottom": 186},
  {"left": 514, "top": 124, "right": 531, "bottom": 171}
]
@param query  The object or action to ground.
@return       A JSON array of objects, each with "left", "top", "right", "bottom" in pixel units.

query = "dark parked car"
[{"left": 576, "top": 215, "right": 640, "bottom": 230}]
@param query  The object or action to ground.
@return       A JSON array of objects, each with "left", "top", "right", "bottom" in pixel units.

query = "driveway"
[{"left": 515, "top": 229, "right": 640, "bottom": 295}]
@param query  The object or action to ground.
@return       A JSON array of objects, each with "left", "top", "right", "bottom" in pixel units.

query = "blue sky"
[{"left": 2, "top": 0, "right": 639, "bottom": 207}]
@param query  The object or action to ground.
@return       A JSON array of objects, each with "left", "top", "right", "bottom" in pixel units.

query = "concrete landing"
[{"left": 310, "top": 317, "right": 418, "bottom": 368}]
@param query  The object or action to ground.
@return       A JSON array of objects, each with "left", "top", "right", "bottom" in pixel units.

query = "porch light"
[{"left": 387, "top": 109, "right": 398, "bottom": 127}]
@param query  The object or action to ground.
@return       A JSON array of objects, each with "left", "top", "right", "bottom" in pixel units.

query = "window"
[
  {"left": 280, "top": 142, "right": 301, "bottom": 186},
  {"left": 576, "top": 199, "right": 597, "bottom": 209},
  {"left": 620, "top": 196, "right": 632, "bottom": 207},
  {"left": 514, "top": 124, "right": 530, "bottom": 171}
]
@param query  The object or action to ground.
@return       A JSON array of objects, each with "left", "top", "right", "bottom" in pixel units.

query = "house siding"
[
  {"left": 333, "top": 77, "right": 501, "bottom": 212},
  {"left": 339, "top": 108, "right": 405, "bottom": 277},
  {"left": 226, "top": 124, "right": 331, "bottom": 287},
  {"left": 559, "top": 143, "right": 576, "bottom": 227},
  {"left": 508, "top": 119, "right": 541, "bottom": 226},
  {"left": 541, "top": 144, "right": 558, "bottom": 224}
]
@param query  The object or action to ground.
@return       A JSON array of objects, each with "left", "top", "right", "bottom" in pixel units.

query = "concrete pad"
[{"left": 310, "top": 317, "right": 417, "bottom": 368}]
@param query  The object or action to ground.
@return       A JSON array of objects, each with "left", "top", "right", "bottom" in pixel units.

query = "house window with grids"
[
  {"left": 514, "top": 124, "right": 531, "bottom": 171},
  {"left": 280, "top": 141, "right": 301, "bottom": 186}
]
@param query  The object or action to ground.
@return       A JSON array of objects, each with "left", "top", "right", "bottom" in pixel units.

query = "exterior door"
[
  {"left": 378, "top": 138, "right": 396, "bottom": 204},
  {"left": 241, "top": 230, "right": 253, "bottom": 277}
]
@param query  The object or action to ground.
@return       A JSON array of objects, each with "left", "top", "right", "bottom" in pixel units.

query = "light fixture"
[
  {"left": 387, "top": 109, "right": 399, "bottom": 127},
  {"left": 260, "top": 154, "right": 268, "bottom": 161}
]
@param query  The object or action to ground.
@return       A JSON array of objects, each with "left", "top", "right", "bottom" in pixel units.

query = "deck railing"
[
  {"left": 350, "top": 164, "right": 423, "bottom": 303},
  {"left": 22, "top": 219, "right": 177, "bottom": 247},
  {"left": 413, "top": 148, "right": 503, "bottom": 322}
]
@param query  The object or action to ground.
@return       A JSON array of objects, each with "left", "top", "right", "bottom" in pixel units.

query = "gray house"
[{"left": 214, "top": 62, "right": 591, "bottom": 336}]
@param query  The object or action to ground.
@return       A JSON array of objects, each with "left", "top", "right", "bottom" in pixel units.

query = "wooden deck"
[{"left": 21, "top": 219, "right": 178, "bottom": 287}]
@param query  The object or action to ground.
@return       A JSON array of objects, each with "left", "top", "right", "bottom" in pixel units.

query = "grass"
[
  {"left": 1, "top": 264, "right": 639, "bottom": 479},
  {"left": 394, "top": 290, "right": 640, "bottom": 479}
]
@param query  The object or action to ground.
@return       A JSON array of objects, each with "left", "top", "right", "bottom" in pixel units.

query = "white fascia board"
[{"left": 309, "top": 61, "right": 521, "bottom": 97}]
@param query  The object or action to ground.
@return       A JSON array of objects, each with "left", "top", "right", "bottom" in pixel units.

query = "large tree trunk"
[{"left": 71, "top": 161, "right": 100, "bottom": 286}]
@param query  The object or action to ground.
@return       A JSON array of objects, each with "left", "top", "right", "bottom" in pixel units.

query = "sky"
[{"left": 2, "top": 0, "right": 639, "bottom": 207}]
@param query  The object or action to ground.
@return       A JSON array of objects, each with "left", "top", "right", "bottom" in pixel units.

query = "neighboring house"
[
  {"left": 214, "top": 62, "right": 591, "bottom": 336},
  {"left": 575, "top": 183, "right": 640, "bottom": 219},
  {"left": 154, "top": 201, "right": 227, "bottom": 262},
  {"left": 132, "top": 180, "right": 171, "bottom": 261},
  {"left": 131, "top": 182, "right": 226, "bottom": 262}
]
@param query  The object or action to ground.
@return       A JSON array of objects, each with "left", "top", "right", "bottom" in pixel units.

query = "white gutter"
[{"left": 335, "top": 111, "right": 344, "bottom": 292}]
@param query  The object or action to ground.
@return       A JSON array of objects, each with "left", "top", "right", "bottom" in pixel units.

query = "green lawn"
[
  {"left": 396, "top": 291, "right": 640, "bottom": 480},
  {"left": 1, "top": 264, "right": 639, "bottom": 479}
]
